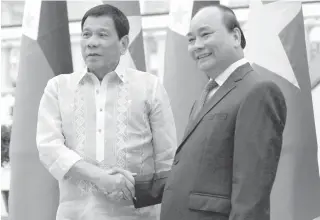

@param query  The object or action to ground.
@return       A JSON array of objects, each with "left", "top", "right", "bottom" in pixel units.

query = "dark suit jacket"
[{"left": 133, "top": 63, "right": 287, "bottom": 220}]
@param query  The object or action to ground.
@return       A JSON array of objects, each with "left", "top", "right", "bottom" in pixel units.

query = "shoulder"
[
  {"left": 241, "top": 70, "right": 283, "bottom": 97},
  {"left": 44, "top": 71, "right": 81, "bottom": 94},
  {"left": 253, "top": 80, "right": 282, "bottom": 93},
  {"left": 250, "top": 78, "right": 284, "bottom": 99},
  {"left": 241, "top": 78, "right": 286, "bottom": 111},
  {"left": 125, "top": 68, "right": 160, "bottom": 91},
  {"left": 232, "top": 71, "right": 286, "bottom": 113},
  {"left": 126, "top": 68, "right": 159, "bottom": 82},
  {"left": 47, "top": 71, "right": 81, "bottom": 86}
]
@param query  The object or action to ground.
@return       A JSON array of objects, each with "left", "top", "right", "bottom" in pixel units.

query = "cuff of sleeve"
[
  {"left": 134, "top": 170, "right": 170, "bottom": 183},
  {"left": 49, "top": 150, "right": 82, "bottom": 181},
  {"left": 135, "top": 173, "right": 154, "bottom": 183}
]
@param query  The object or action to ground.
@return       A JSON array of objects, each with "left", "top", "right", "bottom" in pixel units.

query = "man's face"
[
  {"left": 187, "top": 7, "right": 238, "bottom": 78},
  {"left": 81, "top": 16, "right": 127, "bottom": 73}
]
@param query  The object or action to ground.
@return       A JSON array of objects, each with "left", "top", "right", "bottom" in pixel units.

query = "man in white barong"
[{"left": 36, "top": 4, "right": 177, "bottom": 220}]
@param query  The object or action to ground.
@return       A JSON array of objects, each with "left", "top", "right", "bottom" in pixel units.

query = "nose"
[
  {"left": 188, "top": 37, "right": 204, "bottom": 56},
  {"left": 86, "top": 35, "right": 99, "bottom": 48},
  {"left": 193, "top": 37, "right": 205, "bottom": 50}
]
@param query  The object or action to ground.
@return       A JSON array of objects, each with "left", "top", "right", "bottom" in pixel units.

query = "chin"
[
  {"left": 87, "top": 63, "right": 100, "bottom": 70},
  {"left": 198, "top": 63, "right": 215, "bottom": 72},
  {"left": 197, "top": 57, "right": 216, "bottom": 69}
]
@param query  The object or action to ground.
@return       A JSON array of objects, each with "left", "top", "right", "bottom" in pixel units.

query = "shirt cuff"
[{"left": 48, "top": 150, "right": 82, "bottom": 181}]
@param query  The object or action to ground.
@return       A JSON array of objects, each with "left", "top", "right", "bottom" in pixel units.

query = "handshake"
[{"left": 96, "top": 167, "right": 137, "bottom": 201}]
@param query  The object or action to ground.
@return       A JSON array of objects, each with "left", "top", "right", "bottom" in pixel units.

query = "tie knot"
[{"left": 204, "top": 79, "right": 218, "bottom": 92}]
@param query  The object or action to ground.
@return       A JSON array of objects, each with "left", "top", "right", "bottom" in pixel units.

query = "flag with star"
[
  {"left": 9, "top": 1, "right": 73, "bottom": 220},
  {"left": 163, "top": 0, "right": 219, "bottom": 142},
  {"left": 245, "top": 1, "right": 320, "bottom": 219},
  {"left": 102, "top": 0, "right": 146, "bottom": 71}
]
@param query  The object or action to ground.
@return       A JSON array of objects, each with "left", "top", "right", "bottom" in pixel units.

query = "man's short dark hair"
[
  {"left": 81, "top": 4, "right": 130, "bottom": 40},
  {"left": 207, "top": 4, "right": 246, "bottom": 49}
]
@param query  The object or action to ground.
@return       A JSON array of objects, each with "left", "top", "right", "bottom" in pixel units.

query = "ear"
[
  {"left": 232, "top": 27, "right": 242, "bottom": 48},
  {"left": 119, "top": 35, "right": 129, "bottom": 55}
]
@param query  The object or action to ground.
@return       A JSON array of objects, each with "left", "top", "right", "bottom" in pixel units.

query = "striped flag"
[
  {"left": 245, "top": 1, "right": 320, "bottom": 219},
  {"left": 101, "top": 0, "right": 146, "bottom": 71},
  {"left": 163, "top": 0, "right": 219, "bottom": 142},
  {"left": 9, "top": 1, "right": 73, "bottom": 220}
]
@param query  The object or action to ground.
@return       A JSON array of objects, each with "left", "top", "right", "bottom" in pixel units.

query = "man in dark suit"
[{"left": 111, "top": 4, "right": 287, "bottom": 220}]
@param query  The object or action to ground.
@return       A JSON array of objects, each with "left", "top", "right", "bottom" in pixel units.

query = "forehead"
[
  {"left": 189, "top": 7, "right": 223, "bottom": 33},
  {"left": 82, "top": 15, "right": 115, "bottom": 30}
]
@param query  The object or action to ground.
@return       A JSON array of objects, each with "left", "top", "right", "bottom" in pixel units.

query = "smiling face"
[
  {"left": 187, "top": 7, "right": 241, "bottom": 79},
  {"left": 80, "top": 15, "right": 128, "bottom": 75}
]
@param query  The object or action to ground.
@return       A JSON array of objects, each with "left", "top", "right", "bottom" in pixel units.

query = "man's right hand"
[
  {"left": 107, "top": 167, "right": 136, "bottom": 185},
  {"left": 96, "top": 170, "right": 135, "bottom": 200}
]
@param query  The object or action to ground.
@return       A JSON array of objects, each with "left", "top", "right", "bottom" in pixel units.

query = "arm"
[
  {"left": 36, "top": 78, "right": 114, "bottom": 189},
  {"left": 65, "top": 160, "right": 106, "bottom": 184},
  {"left": 133, "top": 79, "right": 177, "bottom": 208},
  {"left": 133, "top": 170, "right": 171, "bottom": 208},
  {"left": 229, "top": 82, "right": 287, "bottom": 220}
]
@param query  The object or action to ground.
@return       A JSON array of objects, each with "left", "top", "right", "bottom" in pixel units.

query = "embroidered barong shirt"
[{"left": 36, "top": 64, "right": 177, "bottom": 220}]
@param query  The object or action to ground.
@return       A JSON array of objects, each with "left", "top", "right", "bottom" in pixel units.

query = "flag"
[
  {"left": 9, "top": 1, "right": 73, "bottom": 220},
  {"left": 305, "top": 21, "right": 320, "bottom": 89},
  {"left": 101, "top": 0, "right": 146, "bottom": 71},
  {"left": 163, "top": 0, "right": 219, "bottom": 142},
  {"left": 245, "top": 1, "right": 320, "bottom": 219}
]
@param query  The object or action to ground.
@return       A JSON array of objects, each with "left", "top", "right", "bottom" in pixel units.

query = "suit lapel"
[
  {"left": 178, "top": 81, "right": 236, "bottom": 152},
  {"left": 177, "top": 63, "right": 253, "bottom": 153},
  {"left": 183, "top": 100, "right": 198, "bottom": 137}
]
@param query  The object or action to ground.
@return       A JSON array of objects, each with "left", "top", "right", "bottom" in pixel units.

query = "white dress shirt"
[
  {"left": 207, "top": 58, "right": 249, "bottom": 100},
  {"left": 36, "top": 62, "right": 177, "bottom": 220}
]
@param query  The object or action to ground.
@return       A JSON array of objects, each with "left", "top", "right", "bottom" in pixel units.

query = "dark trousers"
[{"left": 2, "top": 190, "right": 9, "bottom": 213}]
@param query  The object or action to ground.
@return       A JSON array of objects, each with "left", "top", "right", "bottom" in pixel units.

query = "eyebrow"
[
  {"left": 186, "top": 32, "right": 193, "bottom": 37},
  {"left": 82, "top": 27, "right": 110, "bottom": 32},
  {"left": 186, "top": 25, "right": 212, "bottom": 37},
  {"left": 198, "top": 25, "right": 212, "bottom": 32}
]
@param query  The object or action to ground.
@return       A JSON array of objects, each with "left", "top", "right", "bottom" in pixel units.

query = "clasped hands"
[{"left": 96, "top": 167, "right": 136, "bottom": 201}]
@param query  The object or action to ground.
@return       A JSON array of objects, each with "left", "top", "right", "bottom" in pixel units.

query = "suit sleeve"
[
  {"left": 133, "top": 78, "right": 177, "bottom": 208},
  {"left": 229, "top": 81, "right": 287, "bottom": 220},
  {"left": 133, "top": 170, "right": 171, "bottom": 208}
]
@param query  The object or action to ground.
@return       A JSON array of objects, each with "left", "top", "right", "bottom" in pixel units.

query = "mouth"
[
  {"left": 196, "top": 53, "right": 212, "bottom": 60},
  {"left": 87, "top": 53, "right": 101, "bottom": 57}
]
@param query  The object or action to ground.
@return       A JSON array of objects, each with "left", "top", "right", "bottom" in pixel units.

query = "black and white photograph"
[{"left": 1, "top": 0, "right": 320, "bottom": 220}]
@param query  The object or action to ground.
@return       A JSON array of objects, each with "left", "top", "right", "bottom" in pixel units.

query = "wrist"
[
  {"left": 91, "top": 168, "right": 107, "bottom": 185},
  {"left": 96, "top": 172, "right": 118, "bottom": 192}
]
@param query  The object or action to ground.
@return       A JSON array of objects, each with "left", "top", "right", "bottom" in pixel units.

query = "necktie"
[{"left": 192, "top": 79, "right": 218, "bottom": 119}]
